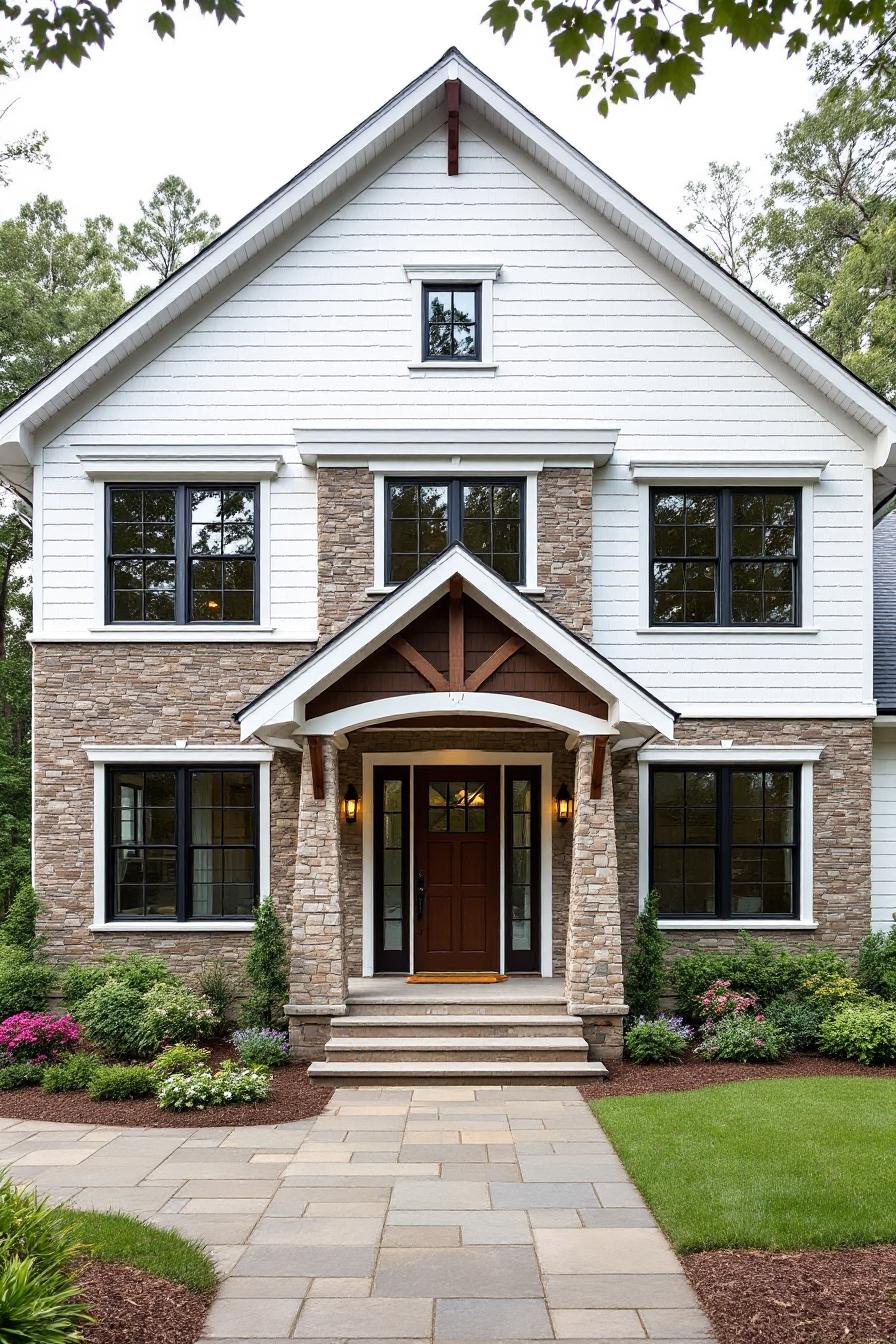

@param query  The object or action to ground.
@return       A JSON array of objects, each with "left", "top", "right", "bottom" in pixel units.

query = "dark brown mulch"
[
  {"left": 0, "top": 1054, "right": 333, "bottom": 1127},
  {"left": 579, "top": 1051, "right": 896, "bottom": 1100},
  {"left": 683, "top": 1245, "right": 896, "bottom": 1344},
  {"left": 76, "top": 1259, "right": 214, "bottom": 1344}
]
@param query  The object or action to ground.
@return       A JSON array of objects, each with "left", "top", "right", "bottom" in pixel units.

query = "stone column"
[
  {"left": 564, "top": 736, "right": 627, "bottom": 1060},
  {"left": 286, "top": 736, "right": 347, "bottom": 1059}
]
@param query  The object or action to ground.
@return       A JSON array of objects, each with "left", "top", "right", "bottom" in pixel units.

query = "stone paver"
[{"left": 18, "top": 1086, "right": 717, "bottom": 1341}]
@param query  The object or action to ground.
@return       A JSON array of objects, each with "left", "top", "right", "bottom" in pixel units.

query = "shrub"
[
  {"left": 240, "top": 896, "right": 288, "bottom": 1030},
  {"left": 42, "top": 1053, "right": 99, "bottom": 1094},
  {"left": 87, "top": 1064, "right": 156, "bottom": 1101},
  {"left": 818, "top": 1001, "right": 896, "bottom": 1066},
  {"left": 696, "top": 1014, "right": 786, "bottom": 1062},
  {"left": 669, "top": 935, "right": 849, "bottom": 1017},
  {"left": 857, "top": 925, "right": 896, "bottom": 1001},
  {"left": 0, "top": 1063, "right": 45, "bottom": 1089},
  {"left": 802, "top": 973, "right": 866, "bottom": 1015},
  {"left": 197, "top": 959, "right": 243, "bottom": 1027},
  {"left": 765, "top": 997, "right": 824, "bottom": 1052},
  {"left": 0, "top": 1175, "right": 86, "bottom": 1344},
  {"left": 148, "top": 1044, "right": 211, "bottom": 1085},
  {"left": 0, "top": 948, "right": 56, "bottom": 1022},
  {"left": 0, "top": 884, "right": 42, "bottom": 956},
  {"left": 76, "top": 980, "right": 146, "bottom": 1059},
  {"left": 624, "top": 890, "right": 667, "bottom": 1020},
  {"left": 232, "top": 1027, "right": 289, "bottom": 1068},
  {"left": 0, "top": 1012, "right": 79, "bottom": 1065},
  {"left": 60, "top": 963, "right": 108, "bottom": 1007},
  {"left": 624, "top": 1016, "right": 692, "bottom": 1064},
  {"left": 62, "top": 953, "right": 175, "bottom": 1008},
  {"left": 698, "top": 979, "right": 761, "bottom": 1024},
  {"left": 136, "top": 983, "right": 216, "bottom": 1054},
  {"left": 156, "top": 1061, "right": 271, "bottom": 1111}
]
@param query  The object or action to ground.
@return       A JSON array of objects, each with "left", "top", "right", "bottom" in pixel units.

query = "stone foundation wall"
[
  {"left": 536, "top": 467, "right": 593, "bottom": 638},
  {"left": 615, "top": 718, "right": 873, "bottom": 962},
  {"left": 32, "top": 642, "right": 311, "bottom": 978}
]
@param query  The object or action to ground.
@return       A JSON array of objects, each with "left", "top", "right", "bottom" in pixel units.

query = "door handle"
[{"left": 415, "top": 873, "right": 426, "bottom": 921}]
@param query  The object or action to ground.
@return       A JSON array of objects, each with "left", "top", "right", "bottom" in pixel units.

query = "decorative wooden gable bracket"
[
  {"left": 307, "top": 736, "right": 325, "bottom": 800},
  {"left": 388, "top": 580, "right": 526, "bottom": 695},
  {"left": 446, "top": 79, "right": 460, "bottom": 175},
  {"left": 590, "top": 735, "right": 608, "bottom": 800}
]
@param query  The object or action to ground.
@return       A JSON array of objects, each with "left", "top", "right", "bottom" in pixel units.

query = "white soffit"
[{"left": 296, "top": 426, "right": 618, "bottom": 469}]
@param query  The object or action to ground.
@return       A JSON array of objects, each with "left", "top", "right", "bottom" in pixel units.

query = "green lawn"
[
  {"left": 592, "top": 1077, "right": 896, "bottom": 1253},
  {"left": 56, "top": 1210, "right": 218, "bottom": 1292}
]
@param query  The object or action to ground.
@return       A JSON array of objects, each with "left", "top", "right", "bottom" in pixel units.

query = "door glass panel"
[
  {"left": 379, "top": 775, "right": 406, "bottom": 958},
  {"left": 508, "top": 775, "right": 534, "bottom": 954},
  {"left": 427, "top": 780, "right": 487, "bottom": 832}
]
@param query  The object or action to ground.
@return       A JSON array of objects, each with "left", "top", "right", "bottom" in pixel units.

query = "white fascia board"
[
  {"left": 404, "top": 263, "right": 502, "bottom": 281},
  {"left": 629, "top": 459, "right": 829, "bottom": 486},
  {"left": 302, "top": 692, "right": 618, "bottom": 740},
  {"left": 296, "top": 426, "right": 618, "bottom": 469},
  {"left": 638, "top": 743, "right": 824, "bottom": 763},
  {"left": 238, "top": 547, "right": 675, "bottom": 740},
  {"left": 84, "top": 743, "right": 274, "bottom": 763},
  {"left": 78, "top": 447, "right": 284, "bottom": 481}
]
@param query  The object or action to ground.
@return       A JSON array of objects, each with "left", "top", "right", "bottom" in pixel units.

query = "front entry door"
[{"left": 414, "top": 767, "right": 500, "bottom": 972}]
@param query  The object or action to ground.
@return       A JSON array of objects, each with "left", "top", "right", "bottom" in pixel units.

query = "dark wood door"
[{"left": 414, "top": 767, "right": 500, "bottom": 973}]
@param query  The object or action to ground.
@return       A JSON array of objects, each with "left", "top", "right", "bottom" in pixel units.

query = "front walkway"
[{"left": 7, "top": 1086, "right": 715, "bottom": 1342}]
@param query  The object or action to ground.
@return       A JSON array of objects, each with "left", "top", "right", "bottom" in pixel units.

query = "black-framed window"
[
  {"left": 386, "top": 477, "right": 524, "bottom": 584},
  {"left": 505, "top": 766, "right": 541, "bottom": 972},
  {"left": 107, "top": 766, "right": 259, "bottom": 921},
  {"left": 649, "top": 764, "right": 799, "bottom": 920},
  {"left": 373, "top": 766, "right": 410, "bottom": 972},
  {"left": 650, "top": 488, "right": 799, "bottom": 626},
  {"left": 423, "top": 284, "right": 480, "bottom": 361},
  {"left": 107, "top": 485, "right": 258, "bottom": 624}
]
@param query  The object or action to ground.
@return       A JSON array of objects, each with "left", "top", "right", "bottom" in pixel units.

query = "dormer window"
[{"left": 423, "top": 284, "right": 481, "bottom": 361}]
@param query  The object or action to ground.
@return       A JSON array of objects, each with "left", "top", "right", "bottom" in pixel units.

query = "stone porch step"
[
  {"left": 331, "top": 1013, "right": 584, "bottom": 1037},
  {"left": 324, "top": 1035, "right": 589, "bottom": 1063},
  {"left": 307, "top": 1058, "right": 609, "bottom": 1085},
  {"left": 344, "top": 994, "right": 568, "bottom": 1016}
]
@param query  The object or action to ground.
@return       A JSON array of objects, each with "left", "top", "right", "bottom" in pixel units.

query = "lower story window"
[
  {"left": 108, "top": 766, "right": 258, "bottom": 921},
  {"left": 649, "top": 764, "right": 799, "bottom": 919}
]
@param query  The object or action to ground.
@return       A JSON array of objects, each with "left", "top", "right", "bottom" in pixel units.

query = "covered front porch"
[{"left": 235, "top": 546, "right": 675, "bottom": 1071}]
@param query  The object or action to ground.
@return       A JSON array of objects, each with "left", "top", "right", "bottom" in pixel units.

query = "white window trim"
[
  {"left": 404, "top": 262, "right": 501, "bottom": 370},
  {"left": 92, "top": 477, "right": 272, "bottom": 633},
  {"left": 371, "top": 469, "right": 540, "bottom": 592},
  {"left": 636, "top": 480, "right": 816, "bottom": 631},
  {"left": 637, "top": 745, "right": 818, "bottom": 930},
  {"left": 87, "top": 744, "right": 272, "bottom": 932},
  {"left": 361, "top": 750, "right": 553, "bottom": 978}
]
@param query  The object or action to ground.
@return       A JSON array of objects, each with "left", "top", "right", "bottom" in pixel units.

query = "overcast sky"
[{"left": 1, "top": 0, "right": 815, "bottom": 259}]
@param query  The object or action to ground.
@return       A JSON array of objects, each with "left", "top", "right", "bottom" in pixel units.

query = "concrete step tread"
[
  {"left": 326, "top": 1035, "right": 588, "bottom": 1052},
  {"left": 336, "top": 1014, "right": 583, "bottom": 1029},
  {"left": 308, "top": 1059, "right": 609, "bottom": 1078},
  {"left": 345, "top": 995, "right": 568, "bottom": 1008}
]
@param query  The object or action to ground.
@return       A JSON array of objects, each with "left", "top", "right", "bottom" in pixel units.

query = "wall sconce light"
[
  {"left": 555, "top": 783, "right": 572, "bottom": 825},
  {"left": 343, "top": 784, "right": 359, "bottom": 824}
]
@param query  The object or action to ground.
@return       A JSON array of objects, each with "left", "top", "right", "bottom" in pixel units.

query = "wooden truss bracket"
[
  {"left": 389, "top": 636, "right": 449, "bottom": 692},
  {"left": 307, "top": 736, "right": 325, "bottom": 800},
  {"left": 446, "top": 78, "right": 460, "bottom": 176},
  {"left": 464, "top": 634, "right": 525, "bottom": 691},
  {"left": 590, "top": 736, "right": 608, "bottom": 800}
]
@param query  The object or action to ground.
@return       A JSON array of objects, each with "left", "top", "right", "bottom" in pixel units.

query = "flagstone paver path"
[{"left": 6, "top": 1085, "right": 717, "bottom": 1342}]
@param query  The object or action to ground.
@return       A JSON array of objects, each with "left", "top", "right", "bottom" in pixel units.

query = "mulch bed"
[
  {"left": 684, "top": 1245, "right": 896, "bottom": 1344},
  {"left": 0, "top": 1053, "right": 333, "bottom": 1127},
  {"left": 76, "top": 1259, "right": 214, "bottom": 1344},
  {"left": 579, "top": 1051, "right": 896, "bottom": 1100}
]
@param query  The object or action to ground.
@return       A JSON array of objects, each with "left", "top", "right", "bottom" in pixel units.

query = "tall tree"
[
  {"left": 0, "top": 39, "right": 48, "bottom": 188},
  {"left": 118, "top": 174, "right": 220, "bottom": 287},
  {"left": 0, "top": 194, "right": 126, "bottom": 406},
  {"left": 0, "top": 508, "right": 32, "bottom": 912},
  {"left": 683, "top": 161, "right": 765, "bottom": 288}
]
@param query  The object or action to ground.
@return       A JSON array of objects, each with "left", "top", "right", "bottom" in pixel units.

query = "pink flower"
[{"left": 0, "top": 1012, "right": 79, "bottom": 1065}]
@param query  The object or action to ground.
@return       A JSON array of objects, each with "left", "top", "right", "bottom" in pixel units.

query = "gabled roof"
[
  {"left": 874, "top": 509, "right": 896, "bottom": 712},
  {"left": 1, "top": 47, "right": 896, "bottom": 490},
  {"left": 235, "top": 544, "right": 677, "bottom": 743}
]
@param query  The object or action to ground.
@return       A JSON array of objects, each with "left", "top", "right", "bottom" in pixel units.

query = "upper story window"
[
  {"left": 386, "top": 477, "right": 523, "bottom": 583},
  {"left": 650, "top": 488, "right": 799, "bottom": 626},
  {"left": 423, "top": 284, "right": 480, "bottom": 362},
  {"left": 108, "top": 765, "right": 258, "bottom": 921},
  {"left": 649, "top": 764, "right": 799, "bottom": 920},
  {"left": 107, "top": 485, "right": 257, "bottom": 624}
]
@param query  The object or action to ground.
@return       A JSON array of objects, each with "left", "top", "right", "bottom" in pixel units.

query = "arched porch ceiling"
[{"left": 236, "top": 545, "right": 676, "bottom": 747}]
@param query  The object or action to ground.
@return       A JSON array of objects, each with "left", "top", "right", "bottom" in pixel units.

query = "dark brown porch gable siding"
[{"left": 305, "top": 594, "right": 608, "bottom": 720}]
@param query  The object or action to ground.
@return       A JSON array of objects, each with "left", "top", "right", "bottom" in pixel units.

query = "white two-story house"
[{"left": 2, "top": 49, "right": 896, "bottom": 1082}]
